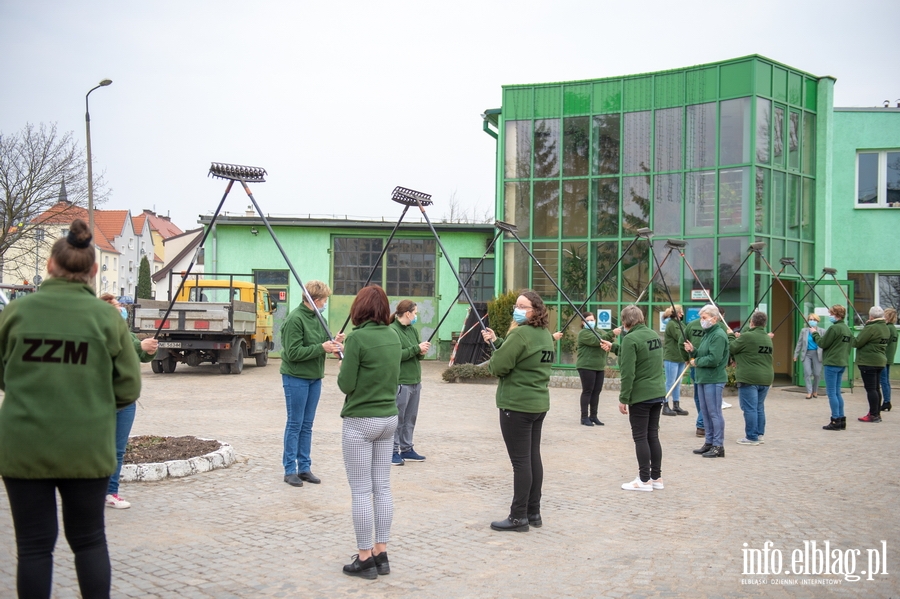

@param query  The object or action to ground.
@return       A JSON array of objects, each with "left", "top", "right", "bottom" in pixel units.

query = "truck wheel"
[
  {"left": 151, "top": 360, "right": 163, "bottom": 373},
  {"left": 162, "top": 356, "right": 177, "bottom": 373},
  {"left": 255, "top": 348, "right": 268, "bottom": 367},
  {"left": 218, "top": 363, "right": 231, "bottom": 374},
  {"left": 231, "top": 347, "right": 244, "bottom": 374}
]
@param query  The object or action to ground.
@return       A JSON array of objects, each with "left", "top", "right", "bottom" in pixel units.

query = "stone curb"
[{"left": 119, "top": 441, "right": 235, "bottom": 483}]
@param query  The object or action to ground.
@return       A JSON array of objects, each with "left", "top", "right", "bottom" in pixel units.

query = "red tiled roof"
[
  {"left": 92, "top": 226, "right": 118, "bottom": 253},
  {"left": 94, "top": 210, "right": 131, "bottom": 241},
  {"left": 141, "top": 210, "right": 183, "bottom": 239},
  {"left": 132, "top": 214, "right": 148, "bottom": 233},
  {"left": 32, "top": 202, "right": 88, "bottom": 224}
]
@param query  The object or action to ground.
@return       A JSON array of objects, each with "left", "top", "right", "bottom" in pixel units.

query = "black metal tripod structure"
[
  {"left": 769, "top": 258, "right": 829, "bottom": 333},
  {"left": 823, "top": 267, "right": 866, "bottom": 326}
]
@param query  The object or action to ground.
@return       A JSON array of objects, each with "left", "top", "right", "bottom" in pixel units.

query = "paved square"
[{"left": 1, "top": 360, "right": 897, "bottom": 598}]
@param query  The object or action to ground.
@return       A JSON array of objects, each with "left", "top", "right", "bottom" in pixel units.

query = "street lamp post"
[{"left": 85, "top": 79, "right": 112, "bottom": 234}]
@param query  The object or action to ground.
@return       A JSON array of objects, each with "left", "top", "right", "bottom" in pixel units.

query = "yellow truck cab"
[{"left": 134, "top": 276, "right": 275, "bottom": 374}]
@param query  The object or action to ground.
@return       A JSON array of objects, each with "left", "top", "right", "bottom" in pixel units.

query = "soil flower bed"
[{"left": 124, "top": 435, "right": 222, "bottom": 464}]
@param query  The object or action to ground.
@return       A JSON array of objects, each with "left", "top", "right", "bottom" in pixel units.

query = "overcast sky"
[{"left": 1, "top": 0, "right": 897, "bottom": 233}]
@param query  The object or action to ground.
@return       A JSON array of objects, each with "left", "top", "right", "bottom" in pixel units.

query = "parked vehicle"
[{"left": 132, "top": 274, "right": 276, "bottom": 374}]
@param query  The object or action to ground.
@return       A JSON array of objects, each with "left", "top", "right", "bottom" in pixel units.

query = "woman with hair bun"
[
  {"left": 389, "top": 299, "right": 430, "bottom": 465},
  {"left": 0, "top": 219, "right": 142, "bottom": 597},
  {"left": 481, "top": 289, "right": 554, "bottom": 532}
]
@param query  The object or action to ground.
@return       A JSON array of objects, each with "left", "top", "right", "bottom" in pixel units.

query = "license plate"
[{"left": 158, "top": 342, "right": 182, "bottom": 348}]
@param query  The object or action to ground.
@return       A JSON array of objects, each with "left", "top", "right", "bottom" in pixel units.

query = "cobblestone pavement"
[{"left": 1, "top": 360, "right": 897, "bottom": 598}]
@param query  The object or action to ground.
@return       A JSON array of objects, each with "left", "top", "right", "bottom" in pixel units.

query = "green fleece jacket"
[
  {"left": 663, "top": 318, "right": 688, "bottom": 362},
  {"left": 811, "top": 320, "right": 853, "bottom": 368},
  {"left": 280, "top": 304, "right": 329, "bottom": 380},
  {"left": 617, "top": 323, "right": 666, "bottom": 404},
  {"left": 338, "top": 321, "right": 401, "bottom": 418},
  {"left": 729, "top": 326, "right": 774, "bottom": 386},
  {"left": 0, "top": 278, "right": 142, "bottom": 479},
  {"left": 689, "top": 325, "right": 730, "bottom": 384},
  {"left": 488, "top": 324, "right": 554, "bottom": 413},
  {"left": 575, "top": 326, "right": 614, "bottom": 370},
  {"left": 886, "top": 325, "right": 898, "bottom": 365},
  {"left": 853, "top": 319, "right": 892, "bottom": 367},
  {"left": 390, "top": 318, "right": 423, "bottom": 384},
  {"left": 680, "top": 319, "right": 733, "bottom": 362}
]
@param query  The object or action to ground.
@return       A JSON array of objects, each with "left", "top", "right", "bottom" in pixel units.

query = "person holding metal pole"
[
  {"left": 482, "top": 290, "right": 554, "bottom": 532},
  {"left": 793, "top": 314, "right": 823, "bottom": 399},
  {"left": 812, "top": 305, "right": 854, "bottom": 431},
  {"left": 730, "top": 311, "right": 774, "bottom": 446},
  {"left": 281, "top": 281, "right": 344, "bottom": 487},
  {"left": 572, "top": 312, "right": 616, "bottom": 427},
  {"left": 684, "top": 305, "right": 730, "bottom": 458},
  {"left": 662, "top": 305, "right": 689, "bottom": 417},
  {"left": 879, "top": 308, "right": 897, "bottom": 413},
  {"left": 853, "top": 306, "right": 892, "bottom": 423},
  {"left": 389, "top": 300, "right": 430, "bottom": 465}
]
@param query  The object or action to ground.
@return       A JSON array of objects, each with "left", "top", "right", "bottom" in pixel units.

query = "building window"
[
  {"left": 333, "top": 238, "right": 383, "bottom": 296},
  {"left": 848, "top": 272, "right": 900, "bottom": 314},
  {"left": 856, "top": 150, "right": 900, "bottom": 207},
  {"left": 386, "top": 239, "right": 435, "bottom": 297},
  {"left": 254, "top": 270, "right": 289, "bottom": 287},
  {"left": 458, "top": 258, "right": 495, "bottom": 303}
]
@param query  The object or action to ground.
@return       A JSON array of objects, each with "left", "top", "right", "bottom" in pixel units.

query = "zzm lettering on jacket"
[{"left": 22, "top": 338, "right": 89, "bottom": 365}]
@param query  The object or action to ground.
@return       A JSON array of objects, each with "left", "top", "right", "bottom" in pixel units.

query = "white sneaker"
[
  {"left": 757, "top": 436, "right": 764, "bottom": 444},
  {"left": 722, "top": 401, "right": 733, "bottom": 409},
  {"left": 650, "top": 478, "right": 664, "bottom": 490},
  {"left": 621, "top": 477, "right": 653, "bottom": 492},
  {"left": 105, "top": 494, "right": 131, "bottom": 509},
  {"left": 736, "top": 437, "right": 760, "bottom": 446}
]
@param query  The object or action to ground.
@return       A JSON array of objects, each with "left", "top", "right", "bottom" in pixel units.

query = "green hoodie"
[
  {"left": 280, "top": 303, "right": 329, "bottom": 380},
  {"left": 617, "top": 323, "right": 667, "bottom": 404},
  {"left": 729, "top": 326, "right": 774, "bottom": 386},
  {"left": 886, "top": 325, "right": 898, "bottom": 365},
  {"left": 0, "top": 278, "right": 142, "bottom": 479},
  {"left": 338, "top": 321, "right": 401, "bottom": 418},
  {"left": 811, "top": 320, "right": 853, "bottom": 368},
  {"left": 689, "top": 324, "right": 729, "bottom": 384},
  {"left": 488, "top": 324, "right": 554, "bottom": 413},
  {"left": 390, "top": 318, "right": 423, "bottom": 384},
  {"left": 663, "top": 317, "right": 688, "bottom": 362},
  {"left": 575, "top": 326, "right": 614, "bottom": 370},
  {"left": 853, "top": 319, "right": 892, "bottom": 367}
]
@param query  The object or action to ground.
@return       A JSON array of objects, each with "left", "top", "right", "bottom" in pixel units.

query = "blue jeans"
[
  {"left": 696, "top": 383, "right": 724, "bottom": 446},
  {"left": 737, "top": 384, "right": 769, "bottom": 442},
  {"left": 108, "top": 403, "right": 136, "bottom": 495},
  {"left": 824, "top": 365, "right": 846, "bottom": 418},
  {"left": 690, "top": 367, "right": 704, "bottom": 429},
  {"left": 664, "top": 361, "right": 684, "bottom": 404},
  {"left": 880, "top": 365, "right": 892, "bottom": 405},
  {"left": 282, "top": 375, "right": 322, "bottom": 475}
]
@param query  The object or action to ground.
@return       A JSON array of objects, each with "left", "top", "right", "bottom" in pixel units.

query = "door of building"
[{"left": 770, "top": 279, "right": 796, "bottom": 382}]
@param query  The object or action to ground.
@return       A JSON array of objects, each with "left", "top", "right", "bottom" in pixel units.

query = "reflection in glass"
[
  {"left": 533, "top": 181, "right": 559, "bottom": 238},
  {"left": 561, "top": 241, "right": 588, "bottom": 301},
  {"left": 504, "top": 181, "right": 531, "bottom": 238},
  {"left": 756, "top": 99, "right": 771, "bottom": 164},
  {"left": 687, "top": 103, "right": 716, "bottom": 169},
  {"left": 504, "top": 121, "right": 532, "bottom": 179},
  {"left": 563, "top": 117, "right": 590, "bottom": 177},
  {"left": 593, "top": 114, "right": 620, "bottom": 175},
  {"left": 772, "top": 171, "right": 786, "bottom": 235},
  {"left": 593, "top": 241, "right": 620, "bottom": 303},
  {"left": 848, "top": 272, "right": 875, "bottom": 318},
  {"left": 857, "top": 153, "right": 878, "bottom": 204},
  {"left": 773, "top": 106, "right": 785, "bottom": 167},
  {"left": 802, "top": 114, "right": 816, "bottom": 175},
  {"left": 889, "top": 152, "right": 900, "bottom": 205},
  {"left": 879, "top": 274, "right": 900, "bottom": 311},
  {"left": 788, "top": 111, "right": 800, "bottom": 170},
  {"left": 717, "top": 237, "right": 749, "bottom": 304},
  {"left": 623, "top": 111, "right": 651, "bottom": 174},
  {"left": 593, "top": 179, "right": 619, "bottom": 237},
  {"left": 534, "top": 119, "right": 560, "bottom": 178},
  {"left": 532, "top": 242, "right": 560, "bottom": 301},
  {"left": 655, "top": 107, "right": 683, "bottom": 172},
  {"left": 622, "top": 240, "right": 650, "bottom": 302},
  {"left": 719, "top": 97, "right": 751, "bottom": 166},
  {"left": 653, "top": 174, "right": 682, "bottom": 236},
  {"left": 682, "top": 238, "right": 714, "bottom": 300},
  {"left": 755, "top": 168, "right": 769, "bottom": 234},
  {"left": 504, "top": 241, "right": 529, "bottom": 293},
  {"left": 685, "top": 171, "right": 716, "bottom": 234},
  {"left": 801, "top": 178, "right": 814, "bottom": 241},
  {"left": 623, "top": 176, "right": 650, "bottom": 236},
  {"left": 651, "top": 239, "right": 681, "bottom": 304},
  {"left": 562, "top": 179, "right": 589, "bottom": 237},
  {"left": 719, "top": 168, "right": 750, "bottom": 234},
  {"left": 788, "top": 175, "right": 800, "bottom": 232},
  {"left": 801, "top": 243, "right": 814, "bottom": 277}
]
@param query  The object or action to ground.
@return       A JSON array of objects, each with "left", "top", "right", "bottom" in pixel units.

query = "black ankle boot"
[
  {"left": 490, "top": 516, "right": 529, "bottom": 532},
  {"left": 343, "top": 555, "right": 377, "bottom": 579},
  {"left": 693, "top": 443, "right": 712, "bottom": 454},
  {"left": 662, "top": 402, "right": 677, "bottom": 416},
  {"left": 701, "top": 445, "right": 725, "bottom": 458},
  {"left": 823, "top": 417, "right": 841, "bottom": 431},
  {"left": 672, "top": 402, "right": 689, "bottom": 415},
  {"left": 581, "top": 417, "right": 594, "bottom": 426},
  {"left": 527, "top": 513, "right": 542, "bottom": 528},
  {"left": 882, "top": 402, "right": 892, "bottom": 412},
  {"left": 589, "top": 416, "right": 604, "bottom": 426},
  {"left": 839, "top": 416, "right": 846, "bottom": 430}
]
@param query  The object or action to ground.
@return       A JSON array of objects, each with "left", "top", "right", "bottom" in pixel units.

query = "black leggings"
[
  {"left": 858, "top": 365, "right": 884, "bottom": 417},
  {"left": 498, "top": 409, "right": 546, "bottom": 519},
  {"left": 577, "top": 369, "right": 605, "bottom": 418},
  {"left": 3, "top": 477, "right": 110, "bottom": 599},
  {"left": 628, "top": 401, "right": 663, "bottom": 482}
]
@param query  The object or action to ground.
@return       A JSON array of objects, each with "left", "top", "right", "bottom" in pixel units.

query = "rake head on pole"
[
  {"left": 208, "top": 163, "right": 267, "bottom": 183},
  {"left": 494, "top": 220, "right": 518, "bottom": 234},
  {"left": 749, "top": 241, "right": 766, "bottom": 252},
  {"left": 780, "top": 257, "right": 797, "bottom": 266},
  {"left": 664, "top": 238, "right": 687, "bottom": 250},
  {"left": 637, "top": 227, "right": 653, "bottom": 239},
  {"left": 391, "top": 186, "right": 433, "bottom": 206},
  {"left": 823, "top": 267, "right": 838, "bottom": 275}
]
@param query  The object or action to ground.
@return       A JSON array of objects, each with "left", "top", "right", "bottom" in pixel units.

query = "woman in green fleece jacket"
[
  {"left": 388, "top": 299, "right": 431, "bottom": 465},
  {"left": 852, "top": 305, "right": 892, "bottom": 423},
  {"left": 337, "top": 285, "right": 401, "bottom": 579},
  {"left": 481, "top": 290, "right": 554, "bottom": 533},
  {"left": 0, "top": 219, "right": 142, "bottom": 598}
]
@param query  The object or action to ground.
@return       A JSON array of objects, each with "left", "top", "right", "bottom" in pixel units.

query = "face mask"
[
  {"left": 584, "top": 320, "right": 596, "bottom": 329},
  {"left": 829, "top": 316, "right": 837, "bottom": 323},
  {"left": 700, "top": 319, "right": 713, "bottom": 330},
  {"left": 119, "top": 307, "right": 128, "bottom": 320},
  {"left": 808, "top": 320, "right": 817, "bottom": 327},
  {"left": 512, "top": 308, "right": 528, "bottom": 324},
  {"left": 318, "top": 303, "right": 327, "bottom": 313},
  {"left": 410, "top": 315, "right": 418, "bottom": 325}
]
